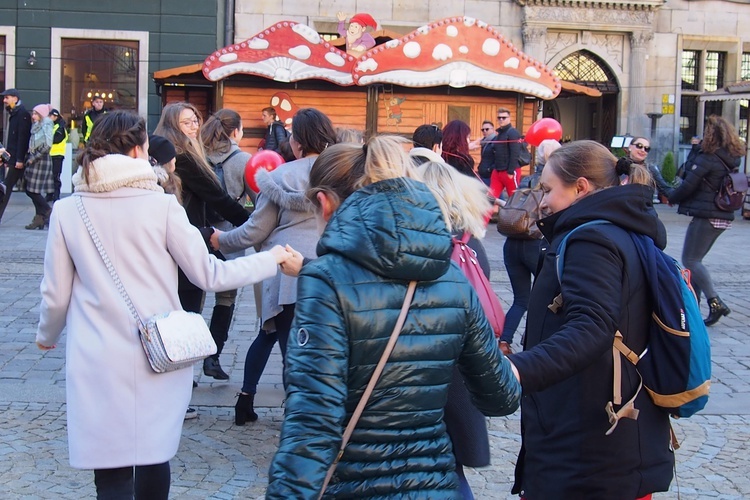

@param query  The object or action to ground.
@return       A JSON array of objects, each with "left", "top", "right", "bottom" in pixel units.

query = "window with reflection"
[
  {"left": 60, "top": 39, "right": 139, "bottom": 130},
  {"left": 554, "top": 50, "right": 618, "bottom": 93},
  {"left": 681, "top": 51, "right": 699, "bottom": 91},
  {"left": 704, "top": 52, "right": 725, "bottom": 92}
]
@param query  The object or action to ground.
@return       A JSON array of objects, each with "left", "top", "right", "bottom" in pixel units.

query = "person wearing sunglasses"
[
  {"left": 476, "top": 120, "right": 497, "bottom": 184},
  {"left": 616, "top": 137, "right": 652, "bottom": 185},
  {"left": 491, "top": 107, "right": 522, "bottom": 199}
]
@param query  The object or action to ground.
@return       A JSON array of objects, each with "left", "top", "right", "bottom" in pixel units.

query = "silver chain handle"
[{"left": 75, "top": 196, "right": 148, "bottom": 337}]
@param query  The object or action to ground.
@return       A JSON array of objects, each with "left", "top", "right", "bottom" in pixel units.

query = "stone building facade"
[{"left": 232, "top": 0, "right": 750, "bottom": 162}]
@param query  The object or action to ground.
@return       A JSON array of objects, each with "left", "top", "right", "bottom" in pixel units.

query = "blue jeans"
[
  {"left": 242, "top": 304, "right": 295, "bottom": 394},
  {"left": 682, "top": 217, "right": 725, "bottom": 301},
  {"left": 501, "top": 238, "right": 542, "bottom": 344}
]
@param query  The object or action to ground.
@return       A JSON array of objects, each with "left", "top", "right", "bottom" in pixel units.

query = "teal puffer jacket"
[{"left": 266, "top": 178, "right": 521, "bottom": 499}]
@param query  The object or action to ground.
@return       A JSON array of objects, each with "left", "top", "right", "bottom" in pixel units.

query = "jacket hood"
[
  {"left": 254, "top": 156, "right": 314, "bottom": 212},
  {"left": 316, "top": 178, "right": 452, "bottom": 281},
  {"left": 714, "top": 147, "right": 742, "bottom": 170},
  {"left": 539, "top": 183, "right": 667, "bottom": 249}
]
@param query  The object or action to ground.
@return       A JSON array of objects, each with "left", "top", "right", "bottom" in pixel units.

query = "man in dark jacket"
[
  {"left": 0, "top": 88, "right": 32, "bottom": 223},
  {"left": 260, "top": 107, "right": 288, "bottom": 154},
  {"left": 491, "top": 107, "right": 522, "bottom": 199}
]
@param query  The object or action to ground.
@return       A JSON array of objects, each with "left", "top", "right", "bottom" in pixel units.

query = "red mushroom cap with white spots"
[
  {"left": 352, "top": 17, "right": 561, "bottom": 99},
  {"left": 203, "top": 22, "right": 356, "bottom": 85}
]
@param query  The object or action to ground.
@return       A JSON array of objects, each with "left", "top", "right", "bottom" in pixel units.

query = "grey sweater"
[{"left": 217, "top": 156, "right": 319, "bottom": 331}]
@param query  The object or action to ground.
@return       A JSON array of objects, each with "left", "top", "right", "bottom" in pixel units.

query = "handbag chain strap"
[
  {"left": 318, "top": 280, "right": 418, "bottom": 499},
  {"left": 75, "top": 196, "right": 147, "bottom": 335}
]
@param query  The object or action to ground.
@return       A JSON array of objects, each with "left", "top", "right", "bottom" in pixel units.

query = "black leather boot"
[
  {"left": 235, "top": 392, "right": 258, "bottom": 425},
  {"left": 704, "top": 297, "right": 730, "bottom": 326},
  {"left": 203, "top": 355, "right": 229, "bottom": 380}
]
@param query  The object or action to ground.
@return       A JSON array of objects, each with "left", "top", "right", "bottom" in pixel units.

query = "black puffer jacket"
[
  {"left": 267, "top": 178, "right": 521, "bottom": 499},
  {"left": 667, "top": 147, "right": 741, "bottom": 221},
  {"left": 509, "top": 184, "right": 674, "bottom": 499}
]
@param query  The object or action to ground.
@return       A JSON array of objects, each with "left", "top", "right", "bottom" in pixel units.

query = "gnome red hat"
[{"left": 349, "top": 13, "right": 377, "bottom": 29}]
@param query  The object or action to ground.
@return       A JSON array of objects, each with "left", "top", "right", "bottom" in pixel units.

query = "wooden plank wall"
[
  {"left": 223, "top": 86, "right": 368, "bottom": 151},
  {"left": 221, "top": 84, "right": 537, "bottom": 177},
  {"left": 164, "top": 88, "right": 211, "bottom": 122}
]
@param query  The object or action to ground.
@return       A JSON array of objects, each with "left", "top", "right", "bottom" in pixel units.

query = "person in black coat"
[
  {"left": 508, "top": 141, "right": 674, "bottom": 499},
  {"left": 0, "top": 89, "right": 32, "bottom": 223},
  {"left": 154, "top": 103, "right": 249, "bottom": 313},
  {"left": 653, "top": 115, "right": 744, "bottom": 325},
  {"left": 261, "top": 107, "right": 288, "bottom": 154}
]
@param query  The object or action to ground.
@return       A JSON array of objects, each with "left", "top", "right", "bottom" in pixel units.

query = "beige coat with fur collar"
[{"left": 36, "top": 154, "right": 279, "bottom": 468}]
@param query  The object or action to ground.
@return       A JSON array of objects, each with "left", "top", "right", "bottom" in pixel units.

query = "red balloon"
[
  {"left": 245, "top": 150, "right": 285, "bottom": 192},
  {"left": 524, "top": 118, "right": 563, "bottom": 147}
]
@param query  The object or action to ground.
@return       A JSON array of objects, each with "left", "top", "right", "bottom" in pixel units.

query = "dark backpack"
[
  {"left": 556, "top": 221, "right": 711, "bottom": 430},
  {"left": 451, "top": 233, "right": 505, "bottom": 340},
  {"left": 713, "top": 155, "right": 748, "bottom": 212},
  {"left": 517, "top": 141, "right": 531, "bottom": 167}
]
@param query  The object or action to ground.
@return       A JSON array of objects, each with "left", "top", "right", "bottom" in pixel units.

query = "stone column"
[
  {"left": 522, "top": 25, "right": 547, "bottom": 63},
  {"left": 628, "top": 30, "right": 653, "bottom": 137}
]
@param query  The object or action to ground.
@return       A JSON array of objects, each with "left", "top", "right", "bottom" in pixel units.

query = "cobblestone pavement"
[{"left": 0, "top": 195, "right": 748, "bottom": 499}]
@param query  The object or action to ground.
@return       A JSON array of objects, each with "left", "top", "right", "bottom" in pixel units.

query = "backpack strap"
[{"left": 605, "top": 331, "right": 641, "bottom": 435}]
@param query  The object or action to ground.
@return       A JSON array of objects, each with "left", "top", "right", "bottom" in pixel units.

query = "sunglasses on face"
[
  {"left": 497, "top": 116, "right": 510, "bottom": 121},
  {"left": 632, "top": 143, "right": 651, "bottom": 152},
  {"left": 482, "top": 127, "right": 493, "bottom": 131}
]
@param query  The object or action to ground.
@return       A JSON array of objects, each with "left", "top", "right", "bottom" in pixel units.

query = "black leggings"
[{"left": 93, "top": 462, "right": 170, "bottom": 500}]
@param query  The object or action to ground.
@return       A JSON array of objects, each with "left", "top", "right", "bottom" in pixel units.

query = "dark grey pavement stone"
[{"left": 0, "top": 195, "right": 749, "bottom": 498}]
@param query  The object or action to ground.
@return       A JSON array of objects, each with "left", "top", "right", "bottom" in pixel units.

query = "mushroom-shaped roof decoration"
[
  {"left": 203, "top": 21, "right": 356, "bottom": 85},
  {"left": 353, "top": 17, "right": 561, "bottom": 99}
]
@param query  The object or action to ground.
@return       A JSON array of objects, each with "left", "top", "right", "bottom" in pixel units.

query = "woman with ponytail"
[
  {"left": 35, "top": 110, "right": 292, "bottom": 499},
  {"left": 506, "top": 140, "right": 674, "bottom": 499},
  {"left": 266, "top": 135, "right": 520, "bottom": 499},
  {"left": 194, "top": 109, "right": 253, "bottom": 380}
]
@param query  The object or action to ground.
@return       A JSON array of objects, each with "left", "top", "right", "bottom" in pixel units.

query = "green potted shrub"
[{"left": 659, "top": 151, "right": 676, "bottom": 185}]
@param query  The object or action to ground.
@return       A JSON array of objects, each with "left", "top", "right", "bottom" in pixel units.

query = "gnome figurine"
[{"left": 337, "top": 12, "right": 378, "bottom": 55}]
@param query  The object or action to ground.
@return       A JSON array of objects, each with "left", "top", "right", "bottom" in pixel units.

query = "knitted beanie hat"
[{"left": 33, "top": 103, "right": 51, "bottom": 118}]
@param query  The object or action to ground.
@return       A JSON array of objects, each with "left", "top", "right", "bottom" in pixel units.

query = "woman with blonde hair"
[
  {"left": 507, "top": 140, "right": 673, "bottom": 499},
  {"left": 266, "top": 135, "right": 520, "bottom": 498},
  {"left": 416, "top": 159, "right": 496, "bottom": 499},
  {"left": 655, "top": 115, "right": 744, "bottom": 325},
  {"left": 154, "top": 103, "right": 249, "bottom": 336}
]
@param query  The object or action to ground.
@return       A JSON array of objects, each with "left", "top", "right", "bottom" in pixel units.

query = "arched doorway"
[{"left": 544, "top": 50, "right": 619, "bottom": 145}]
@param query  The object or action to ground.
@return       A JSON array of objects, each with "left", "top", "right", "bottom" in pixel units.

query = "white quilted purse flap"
[{"left": 153, "top": 311, "right": 216, "bottom": 361}]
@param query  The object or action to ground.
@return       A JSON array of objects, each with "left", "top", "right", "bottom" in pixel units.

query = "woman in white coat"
[{"left": 35, "top": 110, "right": 297, "bottom": 499}]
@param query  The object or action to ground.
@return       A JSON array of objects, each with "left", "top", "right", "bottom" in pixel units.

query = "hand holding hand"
[
  {"left": 268, "top": 244, "right": 293, "bottom": 265},
  {"left": 279, "top": 244, "right": 305, "bottom": 276},
  {"left": 209, "top": 229, "right": 222, "bottom": 251}
]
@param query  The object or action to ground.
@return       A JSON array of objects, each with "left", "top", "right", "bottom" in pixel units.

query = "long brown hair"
[
  {"left": 700, "top": 115, "right": 746, "bottom": 156},
  {"left": 76, "top": 110, "right": 147, "bottom": 185},
  {"left": 154, "top": 102, "right": 217, "bottom": 184},
  {"left": 201, "top": 108, "right": 242, "bottom": 155}
]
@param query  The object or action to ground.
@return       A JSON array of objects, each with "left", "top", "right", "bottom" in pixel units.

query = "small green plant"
[{"left": 661, "top": 151, "right": 676, "bottom": 185}]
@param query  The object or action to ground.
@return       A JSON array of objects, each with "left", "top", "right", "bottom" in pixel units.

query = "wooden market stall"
[{"left": 155, "top": 16, "right": 561, "bottom": 165}]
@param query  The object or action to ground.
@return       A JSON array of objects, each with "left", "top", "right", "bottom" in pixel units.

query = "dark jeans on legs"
[
  {"left": 501, "top": 238, "right": 542, "bottom": 344},
  {"left": 94, "top": 461, "right": 170, "bottom": 500},
  {"left": 242, "top": 304, "right": 295, "bottom": 394},
  {"left": 26, "top": 190, "right": 51, "bottom": 216},
  {"left": 682, "top": 216, "right": 724, "bottom": 301},
  {"left": 0, "top": 165, "right": 23, "bottom": 221},
  {"left": 48, "top": 155, "right": 63, "bottom": 201}
]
